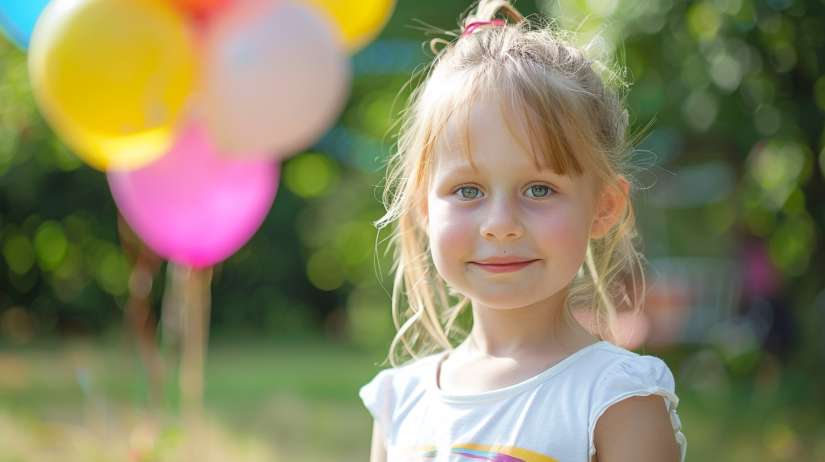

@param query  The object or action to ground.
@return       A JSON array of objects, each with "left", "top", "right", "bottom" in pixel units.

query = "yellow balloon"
[
  {"left": 303, "top": 0, "right": 396, "bottom": 52},
  {"left": 28, "top": 0, "right": 195, "bottom": 171}
]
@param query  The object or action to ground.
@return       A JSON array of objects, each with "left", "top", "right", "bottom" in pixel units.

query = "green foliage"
[{"left": 0, "top": 0, "right": 822, "bottom": 375}]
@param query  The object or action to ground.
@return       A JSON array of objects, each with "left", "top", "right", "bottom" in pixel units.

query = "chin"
[{"left": 467, "top": 289, "right": 557, "bottom": 311}]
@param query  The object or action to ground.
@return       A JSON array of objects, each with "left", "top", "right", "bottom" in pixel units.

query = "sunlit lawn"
[
  {"left": 0, "top": 336, "right": 381, "bottom": 462},
  {"left": 1, "top": 337, "right": 823, "bottom": 461}
]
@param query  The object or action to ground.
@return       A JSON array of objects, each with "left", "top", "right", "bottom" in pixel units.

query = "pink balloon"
[
  {"left": 204, "top": 0, "right": 350, "bottom": 158},
  {"left": 108, "top": 125, "right": 278, "bottom": 268}
]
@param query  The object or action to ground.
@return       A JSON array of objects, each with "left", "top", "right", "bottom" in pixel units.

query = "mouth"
[{"left": 467, "top": 257, "right": 539, "bottom": 274}]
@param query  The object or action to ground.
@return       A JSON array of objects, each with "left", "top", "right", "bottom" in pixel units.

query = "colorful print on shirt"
[{"left": 392, "top": 444, "right": 560, "bottom": 462}]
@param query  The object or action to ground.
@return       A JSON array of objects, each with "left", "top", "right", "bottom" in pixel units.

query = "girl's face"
[{"left": 423, "top": 98, "right": 618, "bottom": 311}]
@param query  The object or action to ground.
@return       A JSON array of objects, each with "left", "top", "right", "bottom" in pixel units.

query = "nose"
[{"left": 480, "top": 195, "right": 524, "bottom": 241}]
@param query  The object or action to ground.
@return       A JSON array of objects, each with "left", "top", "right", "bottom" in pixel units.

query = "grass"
[
  {"left": 1, "top": 337, "right": 824, "bottom": 461},
  {"left": 0, "top": 336, "right": 385, "bottom": 462}
]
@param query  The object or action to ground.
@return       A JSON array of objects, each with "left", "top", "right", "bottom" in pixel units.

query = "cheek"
[
  {"left": 427, "top": 197, "right": 475, "bottom": 271},
  {"left": 532, "top": 205, "right": 592, "bottom": 267}
]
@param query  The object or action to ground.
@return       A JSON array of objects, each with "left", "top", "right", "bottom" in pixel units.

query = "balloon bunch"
[{"left": 2, "top": 0, "right": 394, "bottom": 268}]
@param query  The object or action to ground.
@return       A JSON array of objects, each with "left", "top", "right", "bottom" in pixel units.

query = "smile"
[{"left": 468, "top": 259, "right": 538, "bottom": 274}]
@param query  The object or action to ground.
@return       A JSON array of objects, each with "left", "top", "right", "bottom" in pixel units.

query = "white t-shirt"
[{"left": 359, "top": 340, "right": 687, "bottom": 462}]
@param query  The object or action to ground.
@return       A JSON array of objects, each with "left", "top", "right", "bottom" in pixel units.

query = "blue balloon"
[{"left": 0, "top": 0, "right": 52, "bottom": 50}]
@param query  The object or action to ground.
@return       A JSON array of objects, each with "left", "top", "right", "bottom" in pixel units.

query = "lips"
[{"left": 468, "top": 256, "right": 539, "bottom": 274}]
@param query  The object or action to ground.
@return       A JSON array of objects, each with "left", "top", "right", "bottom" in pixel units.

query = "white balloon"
[{"left": 204, "top": 0, "right": 351, "bottom": 158}]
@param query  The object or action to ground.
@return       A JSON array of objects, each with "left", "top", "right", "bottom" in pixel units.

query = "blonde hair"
[{"left": 375, "top": 0, "right": 645, "bottom": 367}]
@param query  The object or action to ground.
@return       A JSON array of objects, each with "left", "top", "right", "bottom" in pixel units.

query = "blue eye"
[
  {"left": 457, "top": 186, "right": 482, "bottom": 199},
  {"left": 525, "top": 185, "right": 552, "bottom": 198}
]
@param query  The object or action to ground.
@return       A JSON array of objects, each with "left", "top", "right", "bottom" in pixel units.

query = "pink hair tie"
[{"left": 462, "top": 20, "right": 506, "bottom": 36}]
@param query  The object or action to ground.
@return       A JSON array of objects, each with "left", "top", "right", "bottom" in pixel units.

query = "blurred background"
[{"left": 0, "top": 0, "right": 824, "bottom": 460}]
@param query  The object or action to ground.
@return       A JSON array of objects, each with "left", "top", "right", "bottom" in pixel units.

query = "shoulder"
[
  {"left": 591, "top": 344, "right": 677, "bottom": 402},
  {"left": 585, "top": 344, "right": 685, "bottom": 462},
  {"left": 359, "top": 351, "right": 447, "bottom": 448},
  {"left": 359, "top": 351, "right": 446, "bottom": 405},
  {"left": 570, "top": 342, "right": 676, "bottom": 398}
]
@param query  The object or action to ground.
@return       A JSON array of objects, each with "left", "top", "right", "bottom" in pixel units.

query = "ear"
[{"left": 589, "top": 176, "right": 629, "bottom": 239}]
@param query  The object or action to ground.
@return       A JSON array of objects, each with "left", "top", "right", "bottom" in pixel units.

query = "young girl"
[{"left": 360, "top": 1, "right": 687, "bottom": 461}]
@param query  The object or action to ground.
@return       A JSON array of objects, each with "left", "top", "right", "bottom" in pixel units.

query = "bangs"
[{"left": 425, "top": 69, "right": 603, "bottom": 181}]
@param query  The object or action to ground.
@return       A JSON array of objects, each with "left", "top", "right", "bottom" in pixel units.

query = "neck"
[{"left": 462, "top": 288, "right": 597, "bottom": 358}]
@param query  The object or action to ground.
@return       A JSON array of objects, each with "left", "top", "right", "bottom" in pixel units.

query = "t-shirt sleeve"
[
  {"left": 359, "top": 368, "right": 395, "bottom": 449},
  {"left": 588, "top": 355, "right": 687, "bottom": 462}
]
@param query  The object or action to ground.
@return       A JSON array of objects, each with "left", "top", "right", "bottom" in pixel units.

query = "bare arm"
[
  {"left": 592, "top": 394, "right": 680, "bottom": 462},
  {"left": 369, "top": 420, "right": 388, "bottom": 462}
]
